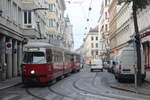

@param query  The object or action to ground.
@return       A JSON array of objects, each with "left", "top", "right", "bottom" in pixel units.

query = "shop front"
[{"left": 141, "top": 31, "right": 150, "bottom": 70}]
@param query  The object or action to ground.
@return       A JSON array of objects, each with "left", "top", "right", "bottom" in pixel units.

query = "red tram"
[
  {"left": 22, "top": 41, "right": 81, "bottom": 84},
  {"left": 71, "top": 53, "right": 81, "bottom": 72}
]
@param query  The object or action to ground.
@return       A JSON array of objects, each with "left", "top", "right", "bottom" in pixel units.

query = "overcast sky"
[{"left": 65, "top": 0, "right": 102, "bottom": 50}]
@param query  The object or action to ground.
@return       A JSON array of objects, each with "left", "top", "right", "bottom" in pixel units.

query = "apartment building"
[
  {"left": 21, "top": 0, "right": 48, "bottom": 39},
  {"left": 109, "top": 1, "right": 133, "bottom": 53},
  {"left": 98, "top": 0, "right": 111, "bottom": 56},
  {"left": 0, "top": 0, "right": 24, "bottom": 81},
  {"left": 134, "top": 6, "right": 150, "bottom": 71},
  {"left": 63, "top": 16, "right": 74, "bottom": 50},
  {"left": 83, "top": 26, "right": 100, "bottom": 64},
  {"left": 46, "top": 0, "right": 66, "bottom": 47}
]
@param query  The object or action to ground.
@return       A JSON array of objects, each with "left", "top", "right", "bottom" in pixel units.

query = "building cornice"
[
  {"left": 109, "top": 3, "right": 131, "bottom": 28},
  {"left": 109, "top": 19, "right": 130, "bottom": 40}
]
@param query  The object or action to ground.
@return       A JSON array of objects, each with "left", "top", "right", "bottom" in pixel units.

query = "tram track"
[
  {"left": 47, "top": 86, "right": 74, "bottom": 100},
  {"left": 72, "top": 73, "right": 146, "bottom": 100},
  {"left": 47, "top": 76, "right": 76, "bottom": 100},
  {"left": 72, "top": 75, "right": 122, "bottom": 100},
  {"left": 25, "top": 88, "right": 46, "bottom": 100}
]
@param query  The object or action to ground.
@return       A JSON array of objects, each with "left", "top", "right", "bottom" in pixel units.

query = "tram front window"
[{"left": 23, "top": 52, "right": 46, "bottom": 64}]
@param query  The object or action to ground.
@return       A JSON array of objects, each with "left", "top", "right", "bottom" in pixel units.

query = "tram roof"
[
  {"left": 25, "top": 41, "right": 66, "bottom": 52},
  {"left": 25, "top": 42, "right": 52, "bottom": 48}
]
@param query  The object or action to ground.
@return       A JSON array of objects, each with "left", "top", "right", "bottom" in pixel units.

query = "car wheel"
[
  {"left": 117, "top": 78, "right": 122, "bottom": 83},
  {"left": 114, "top": 75, "right": 118, "bottom": 79}
]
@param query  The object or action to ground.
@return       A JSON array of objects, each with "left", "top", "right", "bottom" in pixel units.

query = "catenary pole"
[{"left": 132, "top": 0, "right": 142, "bottom": 86}]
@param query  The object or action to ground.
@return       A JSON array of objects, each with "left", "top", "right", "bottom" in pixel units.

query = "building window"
[
  {"left": 91, "top": 50, "right": 94, "bottom": 56},
  {"left": 18, "top": 7, "right": 22, "bottom": 25},
  {"left": 105, "top": 0, "right": 107, "bottom": 6},
  {"left": 96, "top": 51, "right": 98, "bottom": 55},
  {"left": 12, "top": 2, "right": 17, "bottom": 22},
  {"left": 28, "top": 12, "right": 31, "bottom": 23},
  {"left": 96, "top": 43, "right": 98, "bottom": 48},
  {"left": 105, "top": 24, "right": 108, "bottom": 31},
  {"left": 91, "top": 43, "right": 94, "bottom": 48},
  {"left": 91, "top": 36, "right": 94, "bottom": 41},
  {"left": 96, "top": 36, "right": 98, "bottom": 40},
  {"left": 24, "top": 12, "right": 27, "bottom": 24},
  {"left": 49, "top": 19, "right": 56, "bottom": 27},
  {"left": 105, "top": 12, "right": 107, "bottom": 19},
  {"left": 24, "top": 11, "right": 32, "bottom": 24},
  {"left": 49, "top": 4, "right": 55, "bottom": 12}
]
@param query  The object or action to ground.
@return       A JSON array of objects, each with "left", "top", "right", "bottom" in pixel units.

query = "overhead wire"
[
  {"left": 84, "top": 0, "right": 93, "bottom": 36},
  {"left": 65, "top": 0, "right": 94, "bottom": 37}
]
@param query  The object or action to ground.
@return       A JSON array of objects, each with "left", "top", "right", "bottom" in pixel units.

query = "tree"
[{"left": 118, "top": 0, "right": 150, "bottom": 86}]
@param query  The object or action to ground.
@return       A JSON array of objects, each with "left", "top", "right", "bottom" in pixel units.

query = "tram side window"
[
  {"left": 65, "top": 54, "right": 71, "bottom": 62},
  {"left": 71, "top": 55, "right": 74, "bottom": 61},
  {"left": 76, "top": 55, "right": 81, "bottom": 63},
  {"left": 46, "top": 49, "right": 52, "bottom": 63},
  {"left": 23, "top": 52, "right": 46, "bottom": 64}
]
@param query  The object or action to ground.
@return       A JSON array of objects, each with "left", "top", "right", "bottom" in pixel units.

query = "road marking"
[
  {"left": 45, "top": 93, "right": 57, "bottom": 100},
  {"left": 3, "top": 95, "right": 18, "bottom": 100},
  {"left": 79, "top": 92, "right": 119, "bottom": 100}
]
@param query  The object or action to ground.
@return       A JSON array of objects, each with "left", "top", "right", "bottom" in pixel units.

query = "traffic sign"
[{"left": 6, "top": 42, "right": 12, "bottom": 54}]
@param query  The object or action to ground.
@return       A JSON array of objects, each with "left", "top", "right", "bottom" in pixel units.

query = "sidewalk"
[
  {"left": 110, "top": 82, "right": 150, "bottom": 95},
  {"left": 0, "top": 77, "right": 22, "bottom": 90}
]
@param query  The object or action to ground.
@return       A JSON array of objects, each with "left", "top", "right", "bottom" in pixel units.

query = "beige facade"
[
  {"left": 83, "top": 27, "right": 100, "bottom": 64},
  {"left": 98, "top": 0, "right": 111, "bottom": 55},
  {"left": 63, "top": 16, "right": 74, "bottom": 50},
  {"left": 108, "top": 0, "right": 117, "bottom": 50},
  {"left": 46, "top": 0, "right": 66, "bottom": 47},
  {"left": 109, "top": 2, "right": 133, "bottom": 52}
]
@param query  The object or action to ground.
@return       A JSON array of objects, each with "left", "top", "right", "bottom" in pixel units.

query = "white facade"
[
  {"left": 98, "top": 0, "right": 111, "bottom": 55},
  {"left": 46, "top": 0, "right": 66, "bottom": 47},
  {"left": 21, "top": 0, "right": 48, "bottom": 39},
  {"left": 64, "top": 16, "right": 74, "bottom": 50},
  {"left": 0, "top": 0, "right": 67, "bottom": 81},
  {"left": 109, "top": 3, "right": 133, "bottom": 51},
  {"left": 134, "top": 6, "right": 150, "bottom": 34},
  {"left": 0, "top": 0, "right": 24, "bottom": 81},
  {"left": 83, "top": 27, "right": 100, "bottom": 64}
]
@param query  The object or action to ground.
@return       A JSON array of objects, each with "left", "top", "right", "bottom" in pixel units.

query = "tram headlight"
[{"left": 30, "top": 70, "right": 35, "bottom": 74}]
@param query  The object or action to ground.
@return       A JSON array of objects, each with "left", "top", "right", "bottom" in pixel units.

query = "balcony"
[{"left": 22, "top": 28, "right": 39, "bottom": 39}]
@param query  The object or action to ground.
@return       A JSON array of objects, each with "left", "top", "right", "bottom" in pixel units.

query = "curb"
[
  {"left": 0, "top": 82, "right": 22, "bottom": 90},
  {"left": 110, "top": 85, "right": 150, "bottom": 96}
]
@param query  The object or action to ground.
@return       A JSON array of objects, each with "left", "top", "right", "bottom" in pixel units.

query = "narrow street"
[{"left": 1, "top": 66, "right": 150, "bottom": 100}]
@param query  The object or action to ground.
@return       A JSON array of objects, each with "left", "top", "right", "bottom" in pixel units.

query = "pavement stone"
[
  {"left": 0, "top": 77, "right": 22, "bottom": 90},
  {"left": 110, "top": 82, "right": 150, "bottom": 96}
]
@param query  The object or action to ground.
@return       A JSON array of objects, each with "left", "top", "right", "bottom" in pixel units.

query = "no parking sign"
[{"left": 6, "top": 42, "right": 12, "bottom": 54}]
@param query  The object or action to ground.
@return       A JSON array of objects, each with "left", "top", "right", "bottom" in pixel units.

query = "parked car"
[
  {"left": 103, "top": 61, "right": 110, "bottom": 70},
  {"left": 90, "top": 59, "right": 103, "bottom": 72},
  {"left": 113, "top": 46, "right": 146, "bottom": 82},
  {"left": 108, "top": 60, "right": 116, "bottom": 73}
]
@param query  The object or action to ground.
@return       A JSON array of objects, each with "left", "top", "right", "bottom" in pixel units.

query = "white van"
[
  {"left": 90, "top": 59, "right": 103, "bottom": 72},
  {"left": 114, "top": 46, "right": 145, "bottom": 82}
]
